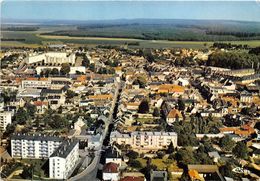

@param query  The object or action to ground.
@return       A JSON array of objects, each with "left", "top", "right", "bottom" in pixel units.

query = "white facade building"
[
  {"left": 21, "top": 79, "right": 51, "bottom": 89},
  {"left": 110, "top": 131, "right": 178, "bottom": 151},
  {"left": 11, "top": 134, "right": 63, "bottom": 159},
  {"left": 0, "top": 111, "right": 12, "bottom": 132},
  {"left": 49, "top": 140, "right": 79, "bottom": 179},
  {"left": 11, "top": 134, "right": 79, "bottom": 180},
  {"left": 25, "top": 52, "right": 76, "bottom": 65}
]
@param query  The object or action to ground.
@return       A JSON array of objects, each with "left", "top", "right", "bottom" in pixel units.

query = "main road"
[{"left": 69, "top": 79, "right": 121, "bottom": 181}]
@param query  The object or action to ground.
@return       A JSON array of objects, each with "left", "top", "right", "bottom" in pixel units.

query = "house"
[
  {"left": 208, "top": 151, "right": 220, "bottom": 163},
  {"left": 178, "top": 78, "right": 189, "bottom": 87},
  {"left": 150, "top": 170, "right": 168, "bottom": 181},
  {"left": 166, "top": 109, "right": 183, "bottom": 124},
  {"left": 33, "top": 101, "right": 48, "bottom": 114},
  {"left": 103, "top": 162, "right": 120, "bottom": 181},
  {"left": 73, "top": 117, "right": 85, "bottom": 132},
  {"left": 105, "top": 147, "right": 123, "bottom": 167},
  {"left": 188, "top": 169, "right": 204, "bottom": 181},
  {"left": 240, "top": 91, "right": 253, "bottom": 103},
  {"left": 120, "top": 176, "right": 145, "bottom": 181},
  {"left": 126, "top": 102, "right": 140, "bottom": 111},
  {"left": 187, "top": 165, "right": 224, "bottom": 181},
  {"left": 86, "top": 134, "right": 103, "bottom": 150},
  {"left": 252, "top": 149, "right": 260, "bottom": 158},
  {"left": 21, "top": 77, "right": 51, "bottom": 89}
]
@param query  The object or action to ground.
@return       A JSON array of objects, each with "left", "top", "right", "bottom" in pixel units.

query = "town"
[{"left": 0, "top": 43, "right": 260, "bottom": 181}]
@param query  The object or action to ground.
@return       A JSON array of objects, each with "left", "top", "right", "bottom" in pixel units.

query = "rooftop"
[{"left": 50, "top": 139, "right": 78, "bottom": 158}]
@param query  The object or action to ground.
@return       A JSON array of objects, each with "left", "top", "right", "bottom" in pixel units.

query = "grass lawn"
[{"left": 136, "top": 156, "right": 179, "bottom": 170}]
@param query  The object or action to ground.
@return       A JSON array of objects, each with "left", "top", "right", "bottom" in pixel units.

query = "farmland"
[{"left": 1, "top": 19, "right": 260, "bottom": 49}]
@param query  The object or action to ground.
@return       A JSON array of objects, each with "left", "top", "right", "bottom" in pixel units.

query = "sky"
[{"left": 1, "top": 0, "right": 260, "bottom": 22}]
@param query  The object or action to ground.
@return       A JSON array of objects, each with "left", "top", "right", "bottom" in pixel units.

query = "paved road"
[{"left": 69, "top": 79, "right": 121, "bottom": 181}]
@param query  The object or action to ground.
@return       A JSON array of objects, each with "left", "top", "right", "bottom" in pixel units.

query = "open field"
[{"left": 1, "top": 27, "right": 260, "bottom": 49}]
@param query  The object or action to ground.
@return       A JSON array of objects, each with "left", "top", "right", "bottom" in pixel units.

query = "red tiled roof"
[
  {"left": 120, "top": 176, "right": 144, "bottom": 181},
  {"left": 103, "top": 162, "right": 119, "bottom": 173},
  {"left": 34, "top": 101, "right": 48, "bottom": 106}
]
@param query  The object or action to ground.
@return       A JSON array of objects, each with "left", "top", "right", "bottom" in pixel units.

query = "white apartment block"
[
  {"left": 21, "top": 79, "right": 51, "bottom": 89},
  {"left": 25, "top": 52, "right": 76, "bottom": 65},
  {"left": 49, "top": 140, "right": 79, "bottom": 179},
  {"left": 11, "top": 134, "right": 63, "bottom": 159},
  {"left": 110, "top": 131, "right": 178, "bottom": 151},
  {"left": 0, "top": 111, "right": 12, "bottom": 132}
]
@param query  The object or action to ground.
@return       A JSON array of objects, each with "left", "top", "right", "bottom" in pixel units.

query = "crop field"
[{"left": 1, "top": 24, "right": 260, "bottom": 49}]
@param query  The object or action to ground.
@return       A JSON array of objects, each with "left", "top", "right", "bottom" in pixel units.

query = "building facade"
[
  {"left": 49, "top": 140, "right": 79, "bottom": 179},
  {"left": 0, "top": 111, "right": 12, "bottom": 132},
  {"left": 110, "top": 131, "right": 178, "bottom": 151},
  {"left": 25, "top": 52, "right": 76, "bottom": 65},
  {"left": 11, "top": 134, "right": 63, "bottom": 159}
]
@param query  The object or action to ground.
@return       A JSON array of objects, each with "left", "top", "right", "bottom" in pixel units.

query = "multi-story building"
[
  {"left": 11, "top": 134, "right": 79, "bottom": 180},
  {"left": 11, "top": 134, "right": 63, "bottom": 159},
  {"left": 49, "top": 140, "right": 79, "bottom": 179},
  {"left": 21, "top": 78, "right": 51, "bottom": 89},
  {"left": 110, "top": 131, "right": 178, "bottom": 151},
  {"left": 0, "top": 111, "right": 12, "bottom": 132},
  {"left": 25, "top": 52, "right": 76, "bottom": 65}
]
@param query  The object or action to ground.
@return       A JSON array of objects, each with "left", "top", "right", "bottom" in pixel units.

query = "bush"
[{"left": 128, "top": 159, "right": 142, "bottom": 168}]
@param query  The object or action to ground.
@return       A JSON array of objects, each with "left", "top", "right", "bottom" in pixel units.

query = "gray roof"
[
  {"left": 41, "top": 89, "right": 63, "bottom": 95},
  {"left": 11, "top": 134, "right": 64, "bottom": 142},
  {"left": 50, "top": 139, "right": 78, "bottom": 158}
]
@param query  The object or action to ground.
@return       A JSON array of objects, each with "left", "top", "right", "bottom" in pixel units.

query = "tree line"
[{"left": 207, "top": 51, "right": 260, "bottom": 69}]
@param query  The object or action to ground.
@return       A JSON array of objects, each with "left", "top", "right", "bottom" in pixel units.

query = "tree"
[
  {"left": 133, "top": 76, "right": 147, "bottom": 88},
  {"left": 47, "top": 115, "right": 68, "bottom": 129},
  {"left": 128, "top": 159, "right": 142, "bottom": 168},
  {"left": 153, "top": 107, "right": 160, "bottom": 117},
  {"left": 50, "top": 68, "right": 59, "bottom": 75},
  {"left": 219, "top": 135, "right": 236, "bottom": 152},
  {"left": 178, "top": 99, "right": 185, "bottom": 111},
  {"left": 167, "top": 142, "right": 175, "bottom": 154},
  {"left": 60, "top": 63, "right": 70, "bottom": 75},
  {"left": 25, "top": 103, "right": 37, "bottom": 118},
  {"left": 41, "top": 68, "right": 51, "bottom": 77},
  {"left": 15, "top": 108, "right": 29, "bottom": 124},
  {"left": 138, "top": 99, "right": 149, "bottom": 114},
  {"left": 66, "top": 90, "right": 77, "bottom": 99},
  {"left": 82, "top": 56, "right": 90, "bottom": 67},
  {"left": 232, "top": 141, "right": 248, "bottom": 159},
  {"left": 126, "top": 150, "right": 139, "bottom": 159},
  {"left": 89, "top": 64, "right": 95, "bottom": 72},
  {"left": 175, "top": 147, "right": 196, "bottom": 167},
  {"left": 21, "top": 165, "right": 33, "bottom": 179},
  {"left": 180, "top": 171, "right": 192, "bottom": 181},
  {"left": 219, "top": 162, "right": 234, "bottom": 178},
  {"left": 4, "top": 124, "right": 16, "bottom": 137}
]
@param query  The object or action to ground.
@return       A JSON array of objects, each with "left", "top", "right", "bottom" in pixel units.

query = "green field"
[{"left": 1, "top": 25, "right": 260, "bottom": 49}]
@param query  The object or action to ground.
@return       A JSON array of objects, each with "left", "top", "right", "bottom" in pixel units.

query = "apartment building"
[
  {"left": 0, "top": 111, "right": 12, "bottom": 132},
  {"left": 21, "top": 78, "right": 51, "bottom": 89},
  {"left": 25, "top": 52, "right": 76, "bottom": 65},
  {"left": 49, "top": 140, "right": 79, "bottom": 179},
  {"left": 11, "top": 134, "right": 63, "bottom": 159},
  {"left": 110, "top": 131, "right": 178, "bottom": 151}
]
